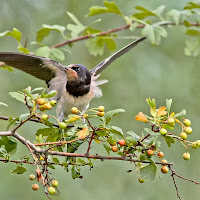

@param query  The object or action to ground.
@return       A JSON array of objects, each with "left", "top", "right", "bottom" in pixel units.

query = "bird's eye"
[{"left": 72, "top": 67, "right": 80, "bottom": 72}]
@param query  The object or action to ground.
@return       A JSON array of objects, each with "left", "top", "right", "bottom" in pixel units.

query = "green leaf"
[
  {"left": 36, "top": 127, "right": 60, "bottom": 142},
  {"left": 164, "top": 135, "right": 175, "bottom": 147},
  {"left": 6, "top": 117, "right": 19, "bottom": 131},
  {"left": 110, "top": 126, "right": 124, "bottom": 138},
  {"left": 0, "top": 65, "right": 14, "bottom": 72},
  {"left": 142, "top": 24, "right": 156, "bottom": 44},
  {"left": 53, "top": 157, "right": 60, "bottom": 164},
  {"left": 104, "top": 108, "right": 125, "bottom": 125},
  {"left": 166, "top": 9, "right": 191, "bottom": 25},
  {"left": 0, "top": 28, "right": 21, "bottom": 42},
  {"left": 67, "top": 12, "right": 86, "bottom": 38},
  {"left": 0, "top": 136, "right": 17, "bottom": 154},
  {"left": 35, "top": 46, "right": 50, "bottom": 57},
  {"left": 88, "top": 1, "right": 122, "bottom": 16},
  {"left": 140, "top": 160, "right": 157, "bottom": 181},
  {"left": 18, "top": 47, "right": 29, "bottom": 54},
  {"left": 104, "top": 38, "right": 117, "bottom": 51},
  {"left": 174, "top": 110, "right": 186, "bottom": 119},
  {"left": 49, "top": 48, "right": 65, "bottom": 61},
  {"left": 184, "top": 2, "right": 200, "bottom": 10},
  {"left": 103, "top": 143, "right": 111, "bottom": 154},
  {"left": 186, "top": 28, "right": 200, "bottom": 36},
  {"left": 9, "top": 92, "right": 26, "bottom": 103},
  {"left": 126, "top": 131, "right": 140, "bottom": 141},
  {"left": 185, "top": 38, "right": 200, "bottom": 56},
  {"left": 11, "top": 165, "right": 26, "bottom": 175},
  {"left": 146, "top": 98, "right": 156, "bottom": 108},
  {"left": 0, "top": 146, "right": 8, "bottom": 158},
  {"left": 85, "top": 37, "right": 104, "bottom": 56},
  {"left": 71, "top": 166, "right": 81, "bottom": 179},
  {"left": 31, "top": 87, "right": 45, "bottom": 93},
  {"left": 133, "top": 6, "right": 157, "bottom": 19},
  {"left": 0, "top": 102, "right": 8, "bottom": 107},
  {"left": 166, "top": 99, "right": 172, "bottom": 113},
  {"left": 36, "top": 24, "right": 66, "bottom": 42},
  {"left": 19, "top": 113, "right": 30, "bottom": 122},
  {"left": 96, "top": 129, "right": 109, "bottom": 137}
]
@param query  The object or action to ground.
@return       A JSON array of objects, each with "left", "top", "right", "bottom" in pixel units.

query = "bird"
[{"left": 0, "top": 37, "right": 146, "bottom": 121}]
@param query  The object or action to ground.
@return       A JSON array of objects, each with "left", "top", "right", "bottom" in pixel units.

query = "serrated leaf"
[
  {"left": 166, "top": 9, "right": 191, "bottom": 25},
  {"left": 146, "top": 98, "right": 156, "bottom": 108},
  {"left": 88, "top": 1, "right": 122, "bottom": 16},
  {"left": 36, "top": 24, "right": 66, "bottom": 42},
  {"left": 174, "top": 110, "right": 186, "bottom": 119},
  {"left": 104, "top": 108, "right": 125, "bottom": 125},
  {"left": 36, "top": 127, "right": 60, "bottom": 142},
  {"left": 50, "top": 48, "right": 65, "bottom": 61},
  {"left": 110, "top": 126, "right": 124, "bottom": 138},
  {"left": 85, "top": 37, "right": 104, "bottom": 56},
  {"left": 157, "top": 106, "right": 168, "bottom": 117},
  {"left": 150, "top": 107, "right": 157, "bottom": 118},
  {"left": 0, "top": 28, "right": 21, "bottom": 42},
  {"left": 140, "top": 160, "right": 157, "bottom": 181},
  {"left": 0, "top": 102, "right": 8, "bottom": 107},
  {"left": 164, "top": 135, "right": 175, "bottom": 147},
  {"left": 133, "top": 6, "right": 157, "bottom": 19},
  {"left": 11, "top": 165, "right": 26, "bottom": 175},
  {"left": 184, "top": 2, "right": 200, "bottom": 10},
  {"left": 35, "top": 46, "right": 50, "bottom": 57},
  {"left": 19, "top": 113, "right": 30, "bottom": 122},
  {"left": 166, "top": 99, "right": 172, "bottom": 113}
]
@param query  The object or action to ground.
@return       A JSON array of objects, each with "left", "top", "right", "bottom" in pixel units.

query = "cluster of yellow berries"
[{"left": 30, "top": 174, "right": 58, "bottom": 195}]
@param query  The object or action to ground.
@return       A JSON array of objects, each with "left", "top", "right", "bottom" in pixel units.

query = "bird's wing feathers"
[
  {"left": 90, "top": 37, "right": 146, "bottom": 76},
  {"left": 0, "top": 53, "right": 65, "bottom": 82}
]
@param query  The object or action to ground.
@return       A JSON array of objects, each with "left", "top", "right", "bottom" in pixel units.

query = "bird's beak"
[{"left": 65, "top": 65, "right": 78, "bottom": 81}]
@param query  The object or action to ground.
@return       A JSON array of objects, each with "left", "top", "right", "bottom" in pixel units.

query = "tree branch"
[{"left": 50, "top": 21, "right": 200, "bottom": 49}]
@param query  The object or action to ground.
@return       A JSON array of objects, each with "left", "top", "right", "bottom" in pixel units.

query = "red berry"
[
  {"left": 32, "top": 184, "right": 39, "bottom": 191},
  {"left": 112, "top": 146, "right": 118, "bottom": 152},
  {"left": 161, "top": 166, "right": 168, "bottom": 174},
  {"left": 118, "top": 139, "right": 126, "bottom": 146},
  {"left": 157, "top": 151, "right": 164, "bottom": 158},
  {"left": 146, "top": 149, "right": 154, "bottom": 157}
]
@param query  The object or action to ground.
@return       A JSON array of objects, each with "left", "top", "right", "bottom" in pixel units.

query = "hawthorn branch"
[{"left": 50, "top": 21, "right": 200, "bottom": 49}]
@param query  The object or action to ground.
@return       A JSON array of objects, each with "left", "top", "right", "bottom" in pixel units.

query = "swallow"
[{"left": 0, "top": 37, "right": 146, "bottom": 121}]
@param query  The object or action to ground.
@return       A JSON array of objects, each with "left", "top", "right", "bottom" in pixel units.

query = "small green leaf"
[
  {"left": 0, "top": 102, "right": 8, "bottom": 107},
  {"left": 186, "top": 29, "right": 200, "bottom": 36},
  {"left": 19, "top": 113, "right": 30, "bottom": 122},
  {"left": 85, "top": 37, "right": 104, "bottom": 56},
  {"left": 18, "top": 47, "right": 29, "bottom": 54},
  {"left": 146, "top": 98, "right": 156, "bottom": 108},
  {"left": 31, "top": 87, "right": 45, "bottom": 93},
  {"left": 36, "top": 24, "right": 66, "bottom": 42},
  {"left": 49, "top": 48, "right": 65, "bottom": 61},
  {"left": 110, "top": 126, "right": 124, "bottom": 138},
  {"left": 164, "top": 135, "right": 175, "bottom": 147},
  {"left": 6, "top": 117, "right": 19, "bottom": 131},
  {"left": 104, "top": 38, "right": 117, "bottom": 51},
  {"left": 0, "top": 136, "right": 17, "bottom": 154},
  {"left": 174, "top": 110, "right": 186, "bottom": 119},
  {"left": 71, "top": 166, "right": 81, "bottom": 179},
  {"left": 11, "top": 165, "right": 26, "bottom": 175},
  {"left": 126, "top": 131, "right": 140, "bottom": 140},
  {"left": 184, "top": 2, "right": 200, "bottom": 10},
  {"left": 103, "top": 143, "right": 111, "bottom": 154},
  {"left": 166, "top": 99, "right": 172, "bottom": 113},
  {"left": 53, "top": 157, "right": 60, "bottom": 164},
  {"left": 88, "top": 1, "right": 122, "bottom": 16},
  {"left": 133, "top": 6, "right": 157, "bottom": 19},
  {"left": 96, "top": 129, "right": 109, "bottom": 137},
  {"left": 0, "top": 28, "right": 21, "bottom": 42},
  {"left": 140, "top": 160, "right": 157, "bottom": 181},
  {"left": 35, "top": 46, "right": 50, "bottom": 57}
]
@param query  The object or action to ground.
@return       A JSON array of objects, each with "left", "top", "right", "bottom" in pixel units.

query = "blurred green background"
[{"left": 0, "top": 0, "right": 200, "bottom": 199}]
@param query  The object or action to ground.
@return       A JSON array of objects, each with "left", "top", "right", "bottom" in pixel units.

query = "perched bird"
[{"left": 0, "top": 37, "right": 146, "bottom": 121}]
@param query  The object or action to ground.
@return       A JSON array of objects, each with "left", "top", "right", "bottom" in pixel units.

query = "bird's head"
[{"left": 65, "top": 64, "right": 91, "bottom": 85}]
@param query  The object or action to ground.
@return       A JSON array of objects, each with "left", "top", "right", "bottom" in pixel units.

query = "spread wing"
[
  {"left": 0, "top": 52, "right": 66, "bottom": 82},
  {"left": 90, "top": 37, "right": 146, "bottom": 76}
]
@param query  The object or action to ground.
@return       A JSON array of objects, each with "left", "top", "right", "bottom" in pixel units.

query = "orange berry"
[
  {"left": 118, "top": 139, "right": 126, "bottom": 146},
  {"left": 161, "top": 166, "right": 168, "bottom": 174},
  {"left": 112, "top": 146, "right": 118, "bottom": 152}
]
